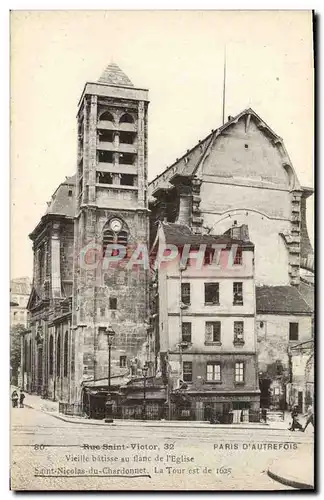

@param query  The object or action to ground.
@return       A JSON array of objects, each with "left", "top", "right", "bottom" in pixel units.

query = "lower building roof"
[{"left": 256, "top": 285, "right": 312, "bottom": 315}]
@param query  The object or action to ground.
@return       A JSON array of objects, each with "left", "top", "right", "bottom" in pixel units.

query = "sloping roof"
[
  {"left": 256, "top": 285, "right": 312, "bottom": 314},
  {"left": 148, "top": 107, "right": 293, "bottom": 197},
  {"left": 45, "top": 175, "right": 76, "bottom": 217},
  {"left": 98, "top": 62, "right": 134, "bottom": 87},
  {"left": 161, "top": 222, "right": 253, "bottom": 247}
]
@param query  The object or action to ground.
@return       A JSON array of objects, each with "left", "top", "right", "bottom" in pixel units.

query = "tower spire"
[{"left": 222, "top": 46, "right": 227, "bottom": 125}]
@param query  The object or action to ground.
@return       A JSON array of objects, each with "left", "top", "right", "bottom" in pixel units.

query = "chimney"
[{"left": 230, "top": 222, "right": 250, "bottom": 241}]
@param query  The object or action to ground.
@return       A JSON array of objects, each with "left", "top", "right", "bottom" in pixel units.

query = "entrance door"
[{"left": 259, "top": 378, "right": 271, "bottom": 408}]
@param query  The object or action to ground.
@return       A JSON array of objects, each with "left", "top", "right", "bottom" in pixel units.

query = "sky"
[{"left": 10, "top": 10, "right": 314, "bottom": 279}]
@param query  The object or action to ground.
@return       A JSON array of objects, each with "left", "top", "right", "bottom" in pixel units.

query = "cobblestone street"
[{"left": 10, "top": 407, "right": 314, "bottom": 491}]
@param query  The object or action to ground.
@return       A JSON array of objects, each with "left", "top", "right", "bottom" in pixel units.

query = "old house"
[
  {"left": 10, "top": 277, "right": 31, "bottom": 328},
  {"left": 256, "top": 285, "right": 313, "bottom": 411},
  {"left": 151, "top": 221, "right": 260, "bottom": 419}
]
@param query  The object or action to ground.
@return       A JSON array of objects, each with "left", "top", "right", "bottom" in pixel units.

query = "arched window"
[
  {"left": 56, "top": 333, "right": 61, "bottom": 377},
  {"left": 99, "top": 111, "right": 114, "bottom": 122},
  {"left": 119, "top": 113, "right": 134, "bottom": 124},
  {"left": 64, "top": 331, "right": 68, "bottom": 377},
  {"left": 49, "top": 335, "right": 54, "bottom": 376}
]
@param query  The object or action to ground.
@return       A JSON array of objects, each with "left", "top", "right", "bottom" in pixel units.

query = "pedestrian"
[
  {"left": 19, "top": 390, "right": 25, "bottom": 408},
  {"left": 303, "top": 404, "right": 314, "bottom": 432},
  {"left": 11, "top": 390, "right": 19, "bottom": 408},
  {"left": 288, "top": 405, "right": 303, "bottom": 431}
]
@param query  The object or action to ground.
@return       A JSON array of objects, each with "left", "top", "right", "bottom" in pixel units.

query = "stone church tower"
[{"left": 72, "top": 63, "right": 150, "bottom": 401}]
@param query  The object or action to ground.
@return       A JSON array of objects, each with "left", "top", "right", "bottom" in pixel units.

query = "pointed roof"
[
  {"left": 98, "top": 62, "right": 134, "bottom": 88},
  {"left": 45, "top": 175, "right": 76, "bottom": 217},
  {"left": 148, "top": 108, "right": 298, "bottom": 197}
]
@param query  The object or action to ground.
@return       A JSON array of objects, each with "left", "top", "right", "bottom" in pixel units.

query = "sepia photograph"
[{"left": 10, "top": 10, "right": 315, "bottom": 491}]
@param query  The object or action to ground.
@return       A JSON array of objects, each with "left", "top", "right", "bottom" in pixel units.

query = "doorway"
[{"left": 259, "top": 378, "right": 271, "bottom": 408}]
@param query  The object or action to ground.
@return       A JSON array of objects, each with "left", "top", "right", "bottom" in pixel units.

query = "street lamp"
[
  {"left": 102, "top": 325, "right": 115, "bottom": 423},
  {"left": 142, "top": 362, "right": 149, "bottom": 420}
]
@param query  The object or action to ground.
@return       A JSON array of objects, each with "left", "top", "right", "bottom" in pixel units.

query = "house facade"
[
  {"left": 151, "top": 221, "right": 260, "bottom": 417},
  {"left": 256, "top": 285, "right": 313, "bottom": 411},
  {"left": 10, "top": 277, "right": 31, "bottom": 328}
]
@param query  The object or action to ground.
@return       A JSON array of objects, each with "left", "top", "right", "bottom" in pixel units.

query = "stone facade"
[
  {"left": 71, "top": 64, "right": 150, "bottom": 402},
  {"left": 148, "top": 109, "right": 314, "bottom": 287},
  {"left": 24, "top": 176, "right": 75, "bottom": 397}
]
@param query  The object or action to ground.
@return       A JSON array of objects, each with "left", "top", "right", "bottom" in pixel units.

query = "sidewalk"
[
  {"left": 267, "top": 449, "right": 314, "bottom": 489},
  {"left": 20, "top": 391, "right": 298, "bottom": 430}
]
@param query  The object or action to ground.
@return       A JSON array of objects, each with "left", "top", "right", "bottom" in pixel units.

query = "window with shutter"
[{"left": 205, "top": 321, "right": 221, "bottom": 343}]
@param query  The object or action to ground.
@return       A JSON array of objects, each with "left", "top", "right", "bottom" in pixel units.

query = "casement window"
[
  {"left": 206, "top": 363, "right": 221, "bottom": 382},
  {"left": 183, "top": 361, "right": 193, "bottom": 382},
  {"left": 181, "top": 283, "right": 191, "bottom": 305},
  {"left": 233, "top": 282, "right": 243, "bottom": 305},
  {"left": 182, "top": 322, "right": 192, "bottom": 343},
  {"left": 205, "top": 321, "right": 221, "bottom": 343},
  {"left": 120, "top": 355, "right": 127, "bottom": 368},
  {"left": 109, "top": 297, "right": 117, "bottom": 310},
  {"left": 205, "top": 283, "right": 219, "bottom": 305},
  {"left": 234, "top": 321, "right": 244, "bottom": 343},
  {"left": 289, "top": 322, "right": 299, "bottom": 341},
  {"left": 233, "top": 246, "right": 243, "bottom": 265},
  {"left": 235, "top": 362, "right": 244, "bottom": 383}
]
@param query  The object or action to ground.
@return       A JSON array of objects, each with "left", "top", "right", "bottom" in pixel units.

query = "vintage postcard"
[{"left": 10, "top": 10, "right": 315, "bottom": 491}]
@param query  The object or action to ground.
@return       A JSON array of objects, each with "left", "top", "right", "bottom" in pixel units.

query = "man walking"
[
  {"left": 11, "top": 389, "right": 19, "bottom": 408},
  {"left": 303, "top": 404, "right": 314, "bottom": 432},
  {"left": 288, "top": 405, "right": 303, "bottom": 431},
  {"left": 19, "top": 390, "right": 25, "bottom": 408}
]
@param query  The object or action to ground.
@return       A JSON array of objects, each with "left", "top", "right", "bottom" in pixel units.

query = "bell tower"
[{"left": 72, "top": 63, "right": 150, "bottom": 400}]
